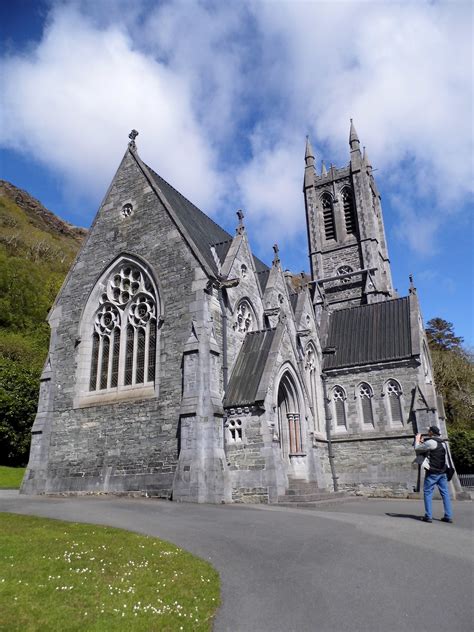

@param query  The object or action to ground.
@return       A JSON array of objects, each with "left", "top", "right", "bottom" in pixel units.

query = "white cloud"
[
  {"left": 250, "top": 0, "right": 473, "bottom": 204},
  {"left": 0, "top": 5, "right": 222, "bottom": 215},
  {"left": 1, "top": 0, "right": 472, "bottom": 257}
]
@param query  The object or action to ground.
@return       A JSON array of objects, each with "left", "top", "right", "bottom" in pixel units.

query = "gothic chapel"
[{"left": 22, "top": 122, "right": 457, "bottom": 503}]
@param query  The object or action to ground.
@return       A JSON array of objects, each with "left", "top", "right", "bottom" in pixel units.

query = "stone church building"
[{"left": 22, "top": 122, "right": 452, "bottom": 503}]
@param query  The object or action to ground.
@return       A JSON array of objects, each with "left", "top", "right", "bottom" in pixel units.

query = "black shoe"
[
  {"left": 441, "top": 517, "right": 453, "bottom": 523},
  {"left": 421, "top": 516, "right": 432, "bottom": 523}
]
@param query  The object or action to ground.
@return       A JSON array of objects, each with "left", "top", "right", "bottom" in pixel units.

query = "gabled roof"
[
  {"left": 323, "top": 297, "right": 412, "bottom": 370},
  {"left": 147, "top": 166, "right": 232, "bottom": 275},
  {"left": 224, "top": 328, "right": 277, "bottom": 407},
  {"left": 145, "top": 164, "right": 269, "bottom": 278},
  {"left": 256, "top": 269, "right": 271, "bottom": 294}
]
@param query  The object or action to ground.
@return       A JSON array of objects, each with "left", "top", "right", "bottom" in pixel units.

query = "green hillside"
[{"left": 0, "top": 181, "right": 86, "bottom": 465}]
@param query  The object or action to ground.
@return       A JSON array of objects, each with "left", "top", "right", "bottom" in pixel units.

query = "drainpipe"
[
  {"left": 218, "top": 286, "right": 228, "bottom": 459},
  {"left": 218, "top": 287, "right": 228, "bottom": 392},
  {"left": 321, "top": 374, "right": 339, "bottom": 492}
]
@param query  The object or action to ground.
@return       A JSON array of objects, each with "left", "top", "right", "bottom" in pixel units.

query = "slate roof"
[
  {"left": 323, "top": 297, "right": 412, "bottom": 370},
  {"left": 224, "top": 328, "right": 277, "bottom": 407},
  {"left": 289, "top": 293, "right": 299, "bottom": 314},
  {"left": 146, "top": 165, "right": 269, "bottom": 278}
]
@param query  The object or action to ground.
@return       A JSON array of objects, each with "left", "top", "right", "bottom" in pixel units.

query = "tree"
[
  {"left": 0, "top": 358, "right": 40, "bottom": 466},
  {"left": 425, "top": 318, "right": 473, "bottom": 435},
  {"left": 426, "top": 318, "right": 464, "bottom": 351}
]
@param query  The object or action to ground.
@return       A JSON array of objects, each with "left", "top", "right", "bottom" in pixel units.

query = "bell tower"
[{"left": 304, "top": 121, "right": 394, "bottom": 313}]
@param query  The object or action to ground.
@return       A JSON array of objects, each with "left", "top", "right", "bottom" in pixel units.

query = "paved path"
[{"left": 1, "top": 491, "right": 473, "bottom": 632}]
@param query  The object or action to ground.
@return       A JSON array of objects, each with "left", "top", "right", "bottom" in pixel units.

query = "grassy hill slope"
[{"left": 0, "top": 181, "right": 86, "bottom": 464}]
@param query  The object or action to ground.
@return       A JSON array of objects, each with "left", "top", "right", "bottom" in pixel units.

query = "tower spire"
[
  {"left": 305, "top": 135, "right": 315, "bottom": 167},
  {"left": 363, "top": 146, "right": 372, "bottom": 170},
  {"left": 349, "top": 119, "right": 360, "bottom": 150}
]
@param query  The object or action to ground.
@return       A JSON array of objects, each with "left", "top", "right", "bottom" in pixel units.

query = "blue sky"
[{"left": 1, "top": 0, "right": 473, "bottom": 346}]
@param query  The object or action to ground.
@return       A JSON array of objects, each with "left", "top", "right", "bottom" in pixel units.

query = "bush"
[
  {"left": 0, "top": 358, "right": 40, "bottom": 466},
  {"left": 448, "top": 428, "right": 474, "bottom": 474}
]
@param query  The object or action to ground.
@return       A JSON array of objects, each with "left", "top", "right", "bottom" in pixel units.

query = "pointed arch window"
[
  {"left": 322, "top": 193, "right": 336, "bottom": 240},
  {"left": 358, "top": 382, "right": 374, "bottom": 426},
  {"left": 233, "top": 299, "right": 256, "bottom": 333},
  {"left": 386, "top": 380, "right": 403, "bottom": 425},
  {"left": 342, "top": 187, "right": 357, "bottom": 235},
  {"left": 332, "top": 386, "right": 347, "bottom": 429},
  {"left": 89, "top": 263, "right": 158, "bottom": 392}
]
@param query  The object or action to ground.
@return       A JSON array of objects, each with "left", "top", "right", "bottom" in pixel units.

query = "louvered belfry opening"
[
  {"left": 278, "top": 372, "right": 303, "bottom": 456},
  {"left": 342, "top": 187, "right": 357, "bottom": 235},
  {"left": 322, "top": 193, "right": 336, "bottom": 240}
]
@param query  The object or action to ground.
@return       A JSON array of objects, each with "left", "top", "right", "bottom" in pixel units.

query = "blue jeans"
[{"left": 423, "top": 472, "right": 453, "bottom": 519}]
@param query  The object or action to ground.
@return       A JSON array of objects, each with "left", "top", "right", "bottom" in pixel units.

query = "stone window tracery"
[
  {"left": 337, "top": 265, "right": 353, "bottom": 283},
  {"left": 332, "top": 386, "right": 347, "bottom": 429},
  {"left": 386, "top": 380, "right": 403, "bottom": 424},
  {"left": 358, "top": 382, "right": 374, "bottom": 425},
  {"left": 121, "top": 203, "right": 133, "bottom": 218},
  {"left": 228, "top": 419, "right": 242, "bottom": 442},
  {"left": 234, "top": 299, "right": 254, "bottom": 333},
  {"left": 89, "top": 262, "right": 157, "bottom": 392}
]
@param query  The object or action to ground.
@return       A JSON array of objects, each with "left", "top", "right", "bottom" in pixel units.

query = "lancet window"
[
  {"left": 386, "top": 380, "right": 403, "bottom": 424},
  {"left": 89, "top": 263, "right": 157, "bottom": 392},
  {"left": 332, "top": 386, "right": 347, "bottom": 429},
  {"left": 322, "top": 193, "right": 336, "bottom": 240},
  {"left": 358, "top": 382, "right": 374, "bottom": 426},
  {"left": 342, "top": 187, "right": 357, "bottom": 235}
]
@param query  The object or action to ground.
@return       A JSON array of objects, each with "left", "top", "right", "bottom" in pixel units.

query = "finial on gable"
[
  {"left": 272, "top": 243, "right": 280, "bottom": 266},
  {"left": 236, "top": 209, "right": 245, "bottom": 234},
  {"left": 128, "top": 129, "right": 139, "bottom": 149},
  {"left": 321, "top": 160, "right": 327, "bottom": 176},
  {"left": 409, "top": 273, "right": 417, "bottom": 295}
]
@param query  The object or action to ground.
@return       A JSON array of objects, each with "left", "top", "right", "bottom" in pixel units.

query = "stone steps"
[{"left": 277, "top": 479, "right": 347, "bottom": 505}]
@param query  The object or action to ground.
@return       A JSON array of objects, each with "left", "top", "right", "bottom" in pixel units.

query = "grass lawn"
[
  {"left": 0, "top": 513, "right": 220, "bottom": 631},
  {"left": 0, "top": 466, "right": 25, "bottom": 489}
]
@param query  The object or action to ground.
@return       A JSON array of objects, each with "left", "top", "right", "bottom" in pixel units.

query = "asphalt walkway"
[{"left": 1, "top": 491, "right": 472, "bottom": 632}]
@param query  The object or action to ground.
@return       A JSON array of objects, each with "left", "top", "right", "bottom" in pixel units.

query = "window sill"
[{"left": 73, "top": 384, "right": 156, "bottom": 408}]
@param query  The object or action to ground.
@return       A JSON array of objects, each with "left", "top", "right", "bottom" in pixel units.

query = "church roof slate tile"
[
  {"left": 323, "top": 296, "right": 412, "bottom": 370},
  {"left": 146, "top": 165, "right": 269, "bottom": 278},
  {"left": 224, "top": 328, "right": 277, "bottom": 407}
]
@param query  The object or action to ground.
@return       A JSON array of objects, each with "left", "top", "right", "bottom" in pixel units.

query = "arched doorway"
[{"left": 277, "top": 372, "right": 303, "bottom": 458}]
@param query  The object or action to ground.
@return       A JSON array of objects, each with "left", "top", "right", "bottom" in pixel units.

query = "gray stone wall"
[
  {"left": 23, "top": 150, "right": 203, "bottom": 495},
  {"left": 332, "top": 437, "right": 416, "bottom": 497}
]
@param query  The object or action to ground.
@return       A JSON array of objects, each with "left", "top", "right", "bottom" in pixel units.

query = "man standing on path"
[{"left": 415, "top": 426, "right": 453, "bottom": 523}]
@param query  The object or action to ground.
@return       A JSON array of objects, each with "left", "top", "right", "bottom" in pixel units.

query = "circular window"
[
  {"left": 337, "top": 265, "right": 353, "bottom": 284},
  {"left": 121, "top": 203, "right": 133, "bottom": 218}
]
